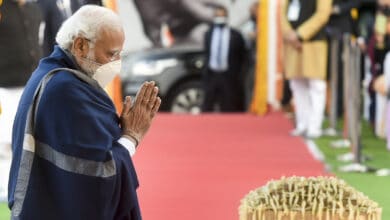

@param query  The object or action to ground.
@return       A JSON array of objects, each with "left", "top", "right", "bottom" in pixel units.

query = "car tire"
[{"left": 166, "top": 80, "right": 204, "bottom": 114}]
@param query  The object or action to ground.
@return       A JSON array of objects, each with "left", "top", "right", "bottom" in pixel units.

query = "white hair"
[{"left": 56, "top": 5, "right": 123, "bottom": 50}]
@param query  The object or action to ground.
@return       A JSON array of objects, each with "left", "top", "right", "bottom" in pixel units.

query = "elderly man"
[{"left": 8, "top": 5, "right": 160, "bottom": 220}]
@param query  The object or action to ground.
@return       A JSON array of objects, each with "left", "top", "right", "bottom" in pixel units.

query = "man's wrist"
[
  {"left": 296, "top": 32, "right": 303, "bottom": 42},
  {"left": 118, "top": 136, "right": 137, "bottom": 157},
  {"left": 122, "top": 134, "right": 139, "bottom": 147}
]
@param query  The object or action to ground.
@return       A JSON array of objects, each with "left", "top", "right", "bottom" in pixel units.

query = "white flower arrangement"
[{"left": 239, "top": 176, "right": 382, "bottom": 220}]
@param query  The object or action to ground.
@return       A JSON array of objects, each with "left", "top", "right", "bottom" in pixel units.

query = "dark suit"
[
  {"left": 0, "top": 0, "right": 43, "bottom": 87},
  {"left": 202, "top": 25, "right": 247, "bottom": 112},
  {"left": 327, "top": 0, "right": 361, "bottom": 36},
  {"left": 38, "top": 0, "right": 102, "bottom": 56},
  {"left": 326, "top": 0, "right": 361, "bottom": 117}
]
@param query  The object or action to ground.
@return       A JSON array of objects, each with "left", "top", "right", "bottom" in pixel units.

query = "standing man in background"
[
  {"left": 38, "top": 0, "right": 102, "bottom": 56},
  {"left": 281, "top": 0, "right": 332, "bottom": 138},
  {"left": 202, "top": 6, "right": 247, "bottom": 112},
  {"left": 326, "top": 0, "right": 361, "bottom": 118},
  {"left": 0, "top": 0, "right": 43, "bottom": 156},
  {"left": 0, "top": 0, "right": 43, "bottom": 200}
]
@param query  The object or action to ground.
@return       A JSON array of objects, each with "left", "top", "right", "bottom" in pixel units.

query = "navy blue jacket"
[{"left": 8, "top": 46, "right": 141, "bottom": 220}]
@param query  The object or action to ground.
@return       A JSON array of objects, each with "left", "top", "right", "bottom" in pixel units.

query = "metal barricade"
[
  {"left": 342, "top": 34, "right": 362, "bottom": 164},
  {"left": 327, "top": 36, "right": 340, "bottom": 135},
  {"left": 342, "top": 34, "right": 351, "bottom": 141},
  {"left": 350, "top": 40, "right": 362, "bottom": 163}
]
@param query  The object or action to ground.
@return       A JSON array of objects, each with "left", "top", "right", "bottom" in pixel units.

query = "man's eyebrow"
[
  {"left": 108, "top": 46, "right": 121, "bottom": 52},
  {"left": 110, "top": 49, "right": 123, "bottom": 56}
]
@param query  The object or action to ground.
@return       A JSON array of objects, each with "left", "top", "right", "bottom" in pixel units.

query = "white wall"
[{"left": 117, "top": 0, "right": 255, "bottom": 52}]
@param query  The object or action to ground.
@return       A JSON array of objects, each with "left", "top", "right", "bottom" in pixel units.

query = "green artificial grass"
[
  {"left": 317, "top": 121, "right": 390, "bottom": 219},
  {"left": 0, "top": 202, "right": 9, "bottom": 220}
]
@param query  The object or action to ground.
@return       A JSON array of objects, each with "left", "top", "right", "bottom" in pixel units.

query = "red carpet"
[{"left": 133, "top": 113, "right": 327, "bottom": 220}]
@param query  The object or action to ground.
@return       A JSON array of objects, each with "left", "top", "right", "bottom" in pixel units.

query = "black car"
[{"left": 121, "top": 46, "right": 205, "bottom": 114}]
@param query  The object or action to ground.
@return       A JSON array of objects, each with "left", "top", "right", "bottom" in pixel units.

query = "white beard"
[{"left": 79, "top": 50, "right": 101, "bottom": 77}]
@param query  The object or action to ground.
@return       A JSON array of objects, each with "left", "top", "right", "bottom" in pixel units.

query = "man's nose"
[{"left": 110, "top": 51, "right": 122, "bottom": 62}]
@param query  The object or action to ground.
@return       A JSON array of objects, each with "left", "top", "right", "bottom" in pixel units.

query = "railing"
[
  {"left": 342, "top": 34, "right": 363, "bottom": 163},
  {"left": 327, "top": 33, "right": 365, "bottom": 168}
]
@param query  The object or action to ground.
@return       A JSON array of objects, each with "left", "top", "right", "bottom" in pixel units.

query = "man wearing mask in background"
[
  {"left": 0, "top": 0, "right": 42, "bottom": 200},
  {"left": 202, "top": 6, "right": 247, "bottom": 112},
  {"left": 8, "top": 5, "right": 160, "bottom": 219}
]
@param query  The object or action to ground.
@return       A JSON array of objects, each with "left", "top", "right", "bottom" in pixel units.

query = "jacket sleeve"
[
  {"left": 296, "top": 0, "right": 332, "bottom": 41},
  {"left": 280, "top": 0, "right": 294, "bottom": 35}
]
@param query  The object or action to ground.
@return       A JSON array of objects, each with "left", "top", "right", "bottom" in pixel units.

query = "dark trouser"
[
  {"left": 281, "top": 79, "right": 292, "bottom": 107},
  {"left": 244, "top": 56, "right": 255, "bottom": 111},
  {"left": 202, "top": 70, "right": 234, "bottom": 112},
  {"left": 336, "top": 42, "right": 344, "bottom": 118}
]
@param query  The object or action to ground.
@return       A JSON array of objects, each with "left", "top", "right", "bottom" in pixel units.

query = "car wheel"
[{"left": 168, "top": 80, "right": 204, "bottom": 114}]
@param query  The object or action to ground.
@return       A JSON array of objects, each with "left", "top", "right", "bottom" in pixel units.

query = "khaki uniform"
[
  {"left": 280, "top": 0, "right": 332, "bottom": 80},
  {"left": 280, "top": 0, "right": 332, "bottom": 136}
]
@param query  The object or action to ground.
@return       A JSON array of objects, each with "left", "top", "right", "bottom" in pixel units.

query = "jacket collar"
[{"left": 49, "top": 45, "right": 85, "bottom": 73}]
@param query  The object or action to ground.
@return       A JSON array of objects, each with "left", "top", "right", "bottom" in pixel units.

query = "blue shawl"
[{"left": 8, "top": 46, "right": 141, "bottom": 220}]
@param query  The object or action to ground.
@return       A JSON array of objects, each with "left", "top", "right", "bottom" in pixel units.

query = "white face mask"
[
  {"left": 213, "top": 16, "right": 228, "bottom": 25},
  {"left": 93, "top": 60, "right": 121, "bottom": 88},
  {"left": 77, "top": 47, "right": 121, "bottom": 88}
]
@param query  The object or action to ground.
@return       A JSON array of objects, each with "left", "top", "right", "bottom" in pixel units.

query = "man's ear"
[{"left": 72, "top": 37, "right": 89, "bottom": 58}]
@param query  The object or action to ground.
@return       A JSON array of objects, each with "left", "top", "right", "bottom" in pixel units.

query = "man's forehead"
[
  {"left": 95, "top": 28, "right": 125, "bottom": 50},
  {"left": 98, "top": 28, "right": 124, "bottom": 40}
]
